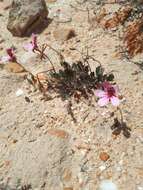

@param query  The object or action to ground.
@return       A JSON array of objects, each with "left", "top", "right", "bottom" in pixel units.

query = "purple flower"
[
  {"left": 23, "top": 33, "right": 38, "bottom": 51},
  {"left": 96, "top": 82, "right": 120, "bottom": 107},
  {"left": 0, "top": 48, "right": 16, "bottom": 63}
]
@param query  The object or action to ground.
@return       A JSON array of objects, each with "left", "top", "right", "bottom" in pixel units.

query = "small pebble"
[
  {"left": 116, "top": 166, "right": 122, "bottom": 172},
  {"left": 99, "top": 165, "right": 106, "bottom": 171},
  {"left": 138, "top": 187, "right": 143, "bottom": 190},
  {"left": 12, "top": 139, "right": 18, "bottom": 143},
  {"left": 25, "top": 96, "right": 30, "bottom": 103},
  {"left": 99, "top": 152, "right": 110, "bottom": 162},
  {"left": 99, "top": 180, "right": 118, "bottom": 190},
  {"left": 16, "top": 89, "right": 24, "bottom": 97},
  {"left": 119, "top": 160, "right": 123, "bottom": 165}
]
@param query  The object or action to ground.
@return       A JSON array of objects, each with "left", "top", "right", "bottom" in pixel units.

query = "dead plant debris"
[
  {"left": 111, "top": 117, "right": 131, "bottom": 138},
  {"left": 95, "top": 5, "right": 132, "bottom": 29},
  {"left": 124, "top": 19, "right": 143, "bottom": 57}
]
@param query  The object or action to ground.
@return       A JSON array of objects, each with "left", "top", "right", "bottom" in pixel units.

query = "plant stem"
[
  {"left": 45, "top": 44, "right": 65, "bottom": 63},
  {"left": 117, "top": 106, "right": 124, "bottom": 124},
  {"left": 35, "top": 48, "right": 56, "bottom": 73}
]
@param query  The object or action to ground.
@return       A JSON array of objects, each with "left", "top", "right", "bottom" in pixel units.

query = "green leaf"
[
  {"left": 107, "top": 74, "right": 114, "bottom": 81},
  {"left": 96, "top": 66, "right": 104, "bottom": 77}
]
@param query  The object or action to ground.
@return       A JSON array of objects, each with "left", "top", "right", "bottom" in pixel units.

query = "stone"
[
  {"left": 47, "top": 129, "right": 69, "bottom": 139},
  {"left": 53, "top": 27, "right": 75, "bottom": 42},
  {"left": 99, "top": 180, "right": 118, "bottom": 190},
  {"left": 138, "top": 187, "right": 143, "bottom": 190},
  {"left": 15, "top": 89, "right": 24, "bottom": 97},
  {"left": 4, "top": 62, "right": 27, "bottom": 73},
  {"left": 74, "top": 140, "right": 90, "bottom": 151},
  {"left": 12, "top": 139, "right": 18, "bottom": 143},
  {"left": 7, "top": 0, "right": 48, "bottom": 37},
  {"left": 63, "top": 169, "right": 72, "bottom": 182},
  {"left": 99, "top": 152, "right": 110, "bottom": 162},
  {"left": 99, "top": 165, "right": 106, "bottom": 171},
  {"left": 51, "top": 5, "right": 72, "bottom": 23}
]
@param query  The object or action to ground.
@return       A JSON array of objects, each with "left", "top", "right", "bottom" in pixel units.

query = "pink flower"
[
  {"left": 0, "top": 48, "right": 16, "bottom": 63},
  {"left": 96, "top": 82, "right": 120, "bottom": 107},
  {"left": 23, "top": 33, "right": 38, "bottom": 51}
]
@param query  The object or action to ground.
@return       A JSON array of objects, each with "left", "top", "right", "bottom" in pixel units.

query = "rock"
[
  {"left": 12, "top": 139, "right": 18, "bottom": 144},
  {"left": 62, "top": 169, "right": 72, "bottom": 182},
  {"left": 73, "top": 140, "right": 90, "bottom": 151},
  {"left": 53, "top": 27, "right": 75, "bottom": 42},
  {"left": 47, "top": 129, "right": 69, "bottom": 139},
  {"left": 63, "top": 188, "right": 73, "bottom": 190},
  {"left": 51, "top": 5, "right": 72, "bottom": 23},
  {"left": 15, "top": 89, "right": 24, "bottom": 97},
  {"left": 4, "top": 62, "right": 27, "bottom": 73},
  {"left": 138, "top": 187, "right": 143, "bottom": 190},
  {"left": 19, "top": 51, "right": 36, "bottom": 65},
  {"left": 99, "top": 180, "right": 118, "bottom": 190},
  {"left": 99, "top": 165, "right": 106, "bottom": 171},
  {"left": 99, "top": 152, "right": 110, "bottom": 162},
  {"left": 7, "top": 0, "right": 48, "bottom": 37}
]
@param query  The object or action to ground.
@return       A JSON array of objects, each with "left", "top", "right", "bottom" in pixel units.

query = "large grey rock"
[{"left": 7, "top": 0, "right": 48, "bottom": 37}]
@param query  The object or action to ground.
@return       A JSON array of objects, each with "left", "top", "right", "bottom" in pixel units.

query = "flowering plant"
[
  {"left": 0, "top": 33, "right": 129, "bottom": 137},
  {"left": 0, "top": 48, "right": 17, "bottom": 63},
  {"left": 95, "top": 82, "right": 120, "bottom": 107},
  {"left": 23, "top": 33, "right": 56, "bottom": 72},
  {"left": 23, "top": 33, "right": 38, "bottom": 52}
]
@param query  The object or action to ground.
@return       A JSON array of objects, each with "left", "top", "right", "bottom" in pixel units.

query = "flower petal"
[
  {"left": 98, "top": 97, "right": 109, "bottom": 107},
  {"left": 95, "top": 90, "right": 106, "bottom": 97},
  {"left": 102, "top": 81, "right": 111, "bottom": 90},
  {"left": 0, "top": 56, "right": 10, "bottom": 63},
  {"left": 110, "top": 96, "right": 120, "bottom": 106},
  {"left": 23, "top": 43, "right": 34, "bottom": 51},
  {"left": 31, "top": 33, "right": 37, "bottom": 48},
  {"left": 113, "top": 85, "right": 119, "bottom": 94}
]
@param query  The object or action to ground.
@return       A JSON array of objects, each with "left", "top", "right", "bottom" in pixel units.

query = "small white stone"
[
  {"left": 81, "top": 149, "right": 87, "bottom": 155},
  {"left": 16, "top": 89, "right": 24, "bottom": 97},
  {"left": 138, "top": 187, "right": 143, "bottom": 190},
  {"left": 116, "top": 166, "right": 122, "bottom": 172},
  {"left": 78, "top": 172, "right": 83, "bottom": 184},
  {"left": 119, "top": 160, "right": 123, "bottom": 165},
  {"left": 99, "top": 180, "right": 118, "bottom": 190},
  {"left": 99, "top": 165, "right": 106, "bottom": 171}
]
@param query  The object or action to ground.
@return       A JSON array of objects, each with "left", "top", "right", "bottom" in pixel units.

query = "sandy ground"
[{"left": 0, "top": 0, "right": 143, "bottom": 189}]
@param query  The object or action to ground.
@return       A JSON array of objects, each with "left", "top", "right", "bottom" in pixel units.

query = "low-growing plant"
[{"left": 0, "top": 33, "right": 130, "bottom": 137}]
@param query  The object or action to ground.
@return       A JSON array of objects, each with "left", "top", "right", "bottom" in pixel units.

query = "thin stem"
[
  {"left": 36, "top": 69, "right": 53, "bottom": 75},
  {"left": 44, "top": 54, "right": 56, "bottom": 73},
  {"left": 35, "top": 48, "right": 56, "bottom": 73},
  {"left": 45, "top": 44, "right": 65, "bottom": 63},
  {"left": 117, "top": 106, "right": 124, "bottom": 124},
  {"left": 41, "top": 44, "right": 48, "bottom": 60}
]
